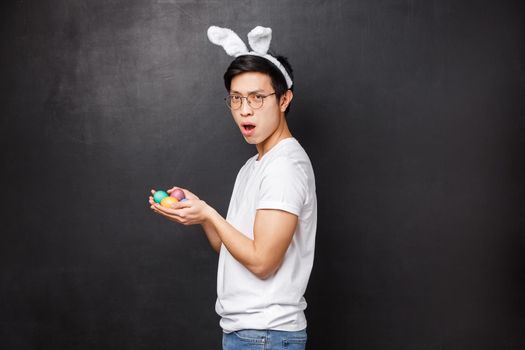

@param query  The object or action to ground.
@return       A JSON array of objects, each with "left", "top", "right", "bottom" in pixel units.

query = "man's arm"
[
  {"left": 201, "top": 220, "right": 222, "bottom": 254},
  {"left": 149, "top": 187, "right": 298, "bottom": 274},
  {"left": 206, "top": 207, "right": 298, "bottom": 279}
]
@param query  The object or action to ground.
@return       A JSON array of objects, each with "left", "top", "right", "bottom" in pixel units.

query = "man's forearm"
[
  {"left": 206, "top": 208, "right": 263, "bottom": 276},
  {"left": 201, "top": 219, "right": 222, "bottom": 254}
]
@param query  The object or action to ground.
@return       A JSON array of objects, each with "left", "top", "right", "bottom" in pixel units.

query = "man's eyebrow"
[{"left": 230, "top": 89, "right": 266, "bottom": 94}]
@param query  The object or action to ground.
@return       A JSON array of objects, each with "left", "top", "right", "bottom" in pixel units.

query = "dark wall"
[{"left": 2, "top": 1, "right": 524, "bottom": 349}]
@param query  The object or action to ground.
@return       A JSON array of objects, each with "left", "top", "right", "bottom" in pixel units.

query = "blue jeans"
[{"left": 222, "top": 328, "right": 307, "bottom": 350}]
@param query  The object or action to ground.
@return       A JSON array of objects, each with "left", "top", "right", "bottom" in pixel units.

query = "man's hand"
[
  {"left": 148, "top": 187, "right": 299, "bottom": 278},
  {"left": 148, "top": 187, "right": 215, "bottom": 226}
]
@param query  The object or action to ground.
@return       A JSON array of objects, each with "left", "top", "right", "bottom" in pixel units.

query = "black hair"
[{"left": 223, "top": 53, "right": 294, "bottom": 116}]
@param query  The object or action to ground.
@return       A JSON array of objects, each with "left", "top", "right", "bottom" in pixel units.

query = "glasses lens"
[
  {"left": 247, "top": 94, "right": 263, "bottom": 109},
  {"left": 227, "top": 95, "right": 242, "bottom": 109}
]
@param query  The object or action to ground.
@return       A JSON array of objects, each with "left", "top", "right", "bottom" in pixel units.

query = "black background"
[{"left": 2, "top": 0, "right": 524, "bottom": 349}]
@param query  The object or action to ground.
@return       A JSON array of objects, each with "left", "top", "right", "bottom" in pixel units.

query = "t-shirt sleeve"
[{"left": 255, "top": 156, "right": 308, "bottom": 216}]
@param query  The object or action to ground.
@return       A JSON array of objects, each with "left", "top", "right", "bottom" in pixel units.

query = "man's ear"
[{"left": 280, "top": 90, "right": 294, "bottom": 112}]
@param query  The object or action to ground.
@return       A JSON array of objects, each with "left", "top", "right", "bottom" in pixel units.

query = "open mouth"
[{"left": 241, "top": 124, "right": 256, "bottom": 136}]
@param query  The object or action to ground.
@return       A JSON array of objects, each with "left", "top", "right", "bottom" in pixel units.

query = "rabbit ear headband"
[{"left": 207, "top": 25, "right": 293, "bottom": 89}]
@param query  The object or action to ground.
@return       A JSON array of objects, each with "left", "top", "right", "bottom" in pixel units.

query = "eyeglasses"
[{"left": 224, "top": 92, "right": 276, "bottom": 110}]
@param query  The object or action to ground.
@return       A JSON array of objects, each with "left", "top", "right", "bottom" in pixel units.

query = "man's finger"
[
  {"left": 181, "top": 189, "right": 199, "bottom": 200},
  {"left": 170, "top": 201, "right": 191, "bottom": 210},
  {"left": 152, "top": 203, "right": 187, "bottom": 217},
  {"left": 151, "top": 205, "right": 174, "bottom": 217},
  {"left": 150, "top": 205, "right": 162, "bottom": 215}
]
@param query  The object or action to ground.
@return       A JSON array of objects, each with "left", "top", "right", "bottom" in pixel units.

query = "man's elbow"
[{"left": 250, "top": 262, "right": 279, "bottom": 280}]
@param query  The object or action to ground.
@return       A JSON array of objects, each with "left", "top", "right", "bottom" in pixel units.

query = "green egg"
[{"left": 153, "top": 190, "right": 169, "bottom": 203}]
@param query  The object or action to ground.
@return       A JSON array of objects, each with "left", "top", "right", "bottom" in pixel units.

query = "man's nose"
[{"left": 240, "top": 98, "right": 253, "bottom": 116}]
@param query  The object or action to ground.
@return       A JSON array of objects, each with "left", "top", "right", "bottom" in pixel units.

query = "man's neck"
[{"left": 256, "top": 116, "right": 292, "bottom": 161}]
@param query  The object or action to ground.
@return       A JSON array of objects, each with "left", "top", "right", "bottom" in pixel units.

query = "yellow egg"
[{"left": 160, "top": 196, "right": 178, "bottom": 208}]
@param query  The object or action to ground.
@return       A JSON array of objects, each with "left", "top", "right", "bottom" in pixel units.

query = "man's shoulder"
[
  {"left": 269, "top": 140, "right": 312, "bottom": 170},
  {"left": 233, "top": 154, "right": 258, "bottom": 180}
]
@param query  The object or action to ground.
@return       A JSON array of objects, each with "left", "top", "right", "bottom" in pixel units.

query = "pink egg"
[{"left": 170, "top": 188, "right": 186, "bottom": 201}]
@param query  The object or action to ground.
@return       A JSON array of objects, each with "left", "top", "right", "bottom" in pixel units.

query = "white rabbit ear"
[
  {"left": 247, "top": 26, "right": 272, "bottom": 54},
  {"left": 207, "top": 26, "right": 249, "bottom": 57}
]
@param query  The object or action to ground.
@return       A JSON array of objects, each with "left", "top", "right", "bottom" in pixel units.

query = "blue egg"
[
  {"left": 153, "top": 190, "right": 169, "bottom": 203},
  {"left": 181, "top": 198, "right": 189, "bottom": 202}
]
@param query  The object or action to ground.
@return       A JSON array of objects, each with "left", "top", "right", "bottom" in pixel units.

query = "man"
[{"left": 149, "top": 26, "right": 317, "bottom": 350}]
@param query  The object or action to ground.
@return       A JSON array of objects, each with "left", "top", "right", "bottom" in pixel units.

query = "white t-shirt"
[{"left": 215, "top": 137, "right": 317, "bottom": 333}]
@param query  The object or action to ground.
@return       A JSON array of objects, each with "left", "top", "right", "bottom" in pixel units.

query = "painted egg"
[
  {"left": 170, "top": 188, "right": 186, "bottom": 201},
  {"left": 160, "top": 196, "right": 179, "bottom": 208},
  {"left": 153, "top": 190, "right": 169, "bottom": 203}
]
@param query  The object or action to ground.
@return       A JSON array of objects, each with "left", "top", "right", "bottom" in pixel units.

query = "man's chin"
[{"left": 243, "top": 137, "right": 258, "bottom": 145}]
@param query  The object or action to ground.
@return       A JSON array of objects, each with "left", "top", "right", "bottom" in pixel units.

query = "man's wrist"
[{"left": 203, "top": 202, "right": 219, "bottom": 226}]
